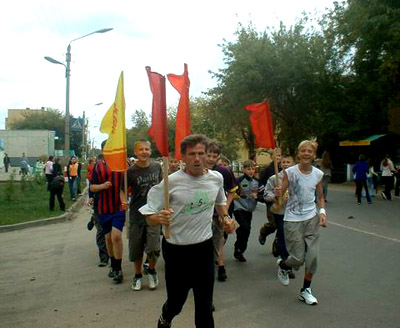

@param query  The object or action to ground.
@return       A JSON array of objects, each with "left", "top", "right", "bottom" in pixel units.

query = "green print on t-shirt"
[{"left": 184, "top": 191, "right": 213, "bottom": 215}]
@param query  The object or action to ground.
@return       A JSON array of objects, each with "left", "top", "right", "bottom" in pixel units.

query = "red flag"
[
  {"left": 245, "top": 100, "right": 275, "bottom": 149},
  {"left": 146, "top": 66, "right": 169, "bottom": 157},
  {"left": 167, "top": 63, "right": 191, "bottom": 160}
]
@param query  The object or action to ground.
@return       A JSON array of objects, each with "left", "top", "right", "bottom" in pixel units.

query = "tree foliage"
[
  {"left": 202, "top": 1, "right": 400, "bottom": 156},
  {"left": 10, "top": 108, "right": 84, "bottom": 156}
]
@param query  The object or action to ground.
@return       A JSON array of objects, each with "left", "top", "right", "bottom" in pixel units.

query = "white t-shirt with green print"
[{"left": 140, "top": 169, "right": 227, "bottom": 245}]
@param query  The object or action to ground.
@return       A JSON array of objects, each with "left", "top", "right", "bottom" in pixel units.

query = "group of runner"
[{"left": 88, "top": 134, "right": 327, "bottom": 328}]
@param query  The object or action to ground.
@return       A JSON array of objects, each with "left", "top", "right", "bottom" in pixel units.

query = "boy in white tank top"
[{"left": 275, "top": 139, "right": 327, "bottom": 305}]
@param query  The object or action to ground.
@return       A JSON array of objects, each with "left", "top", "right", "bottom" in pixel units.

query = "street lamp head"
[
  {"left": 44, "top": 56, "right": 65, "bottom": 66},
  {"left": 96, "top": 28, "right": 113, "bottom": 33}
]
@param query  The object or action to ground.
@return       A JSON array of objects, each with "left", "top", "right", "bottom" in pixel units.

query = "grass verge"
[{"left": 0, "top": 174, "right": 85, "bottom": 226}]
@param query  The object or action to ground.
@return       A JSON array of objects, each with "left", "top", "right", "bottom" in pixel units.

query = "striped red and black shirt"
[{"left": 92, "top": 160, "right": 122, "bottom": 214}]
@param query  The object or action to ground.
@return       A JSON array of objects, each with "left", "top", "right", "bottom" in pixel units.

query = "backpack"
[{"left": 50, "top": 176, "right": 64, "bottom": 191}]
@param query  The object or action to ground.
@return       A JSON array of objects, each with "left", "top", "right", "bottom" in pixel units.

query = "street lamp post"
[{"left": 45, "top": 28, "right": 113, "bottom": 156}]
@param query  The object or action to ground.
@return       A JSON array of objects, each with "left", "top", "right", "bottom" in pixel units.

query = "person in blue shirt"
[{"left": 352, "top": 154, "right": 372, "bottom": 205}]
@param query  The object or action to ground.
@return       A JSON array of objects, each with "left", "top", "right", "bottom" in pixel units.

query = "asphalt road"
[{"left": 1, "top": 184, "right": 400, "bottom": 328}]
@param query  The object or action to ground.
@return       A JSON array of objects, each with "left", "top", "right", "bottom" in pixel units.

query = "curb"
[{"left": 0, "top": 187, "right": 88, "bottom": 233}]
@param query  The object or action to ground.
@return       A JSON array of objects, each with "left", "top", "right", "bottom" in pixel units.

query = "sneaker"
[
  {"left": 277, "top": 259, "right": 289, "bottom": 286},
  {"left": 272, "top": 238, "right": 280, "bottom": 258},
  {"left": 87, "top": 220, "right": 95, "bottom": 231},
  {"left": 288, "top": 270, "right": 296, "bottom": 279},
  {"left": 148, "top": 272, "right": 159, "bottom": 290},
  {"left": 131, "top": 276, "right": 142, "bottom": 291},
  {"left": 157, "top": 315, "right": 171, "bottom": 328},
  {"left": 258, "top": 233, "right": 266, "bottom": 245},
  {"left": 98, "top": 259, "right": 108, "bottom": 267},
  {"left": 234, "top": 251, "right": 246, "bottom": 262},
  {"left": 298, "top": 287, "right": 318, "bottom": 305},
  {"left": 217, "top": 266, "right": 227, "bottom": 282},
  {"left": 381, "top": 191, "right": 387, "bottom": 200},
  {"left": 113, "top": 270, "right": 123, "bottom": 284},
  {"left": 108, "top": 268, "right": 115, "bottom": 278}
]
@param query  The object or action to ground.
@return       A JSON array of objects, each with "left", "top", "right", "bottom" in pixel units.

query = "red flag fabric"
[
  {"left": 167, "top": 63, "right": 191, "bottom": 160},
  {"left": 146, "top": 66, "right": 169, "bottom": 157},
  {"left": 244, "top": 101, "right": 275, "bottom": 149}
]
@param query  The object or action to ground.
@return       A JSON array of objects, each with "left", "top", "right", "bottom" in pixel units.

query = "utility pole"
[{"left": 81, "top": 111, "right": 87, "bottom": 161}]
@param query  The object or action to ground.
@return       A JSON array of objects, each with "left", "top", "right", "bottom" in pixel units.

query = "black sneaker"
[
  {"left": 217, "top": 266, "right": 227, "bottom": 282},
  {"left": 87, "top": 220, "right": 94, "bottom": 231},
  {"left": 258, "top": 233, "right": 266, "bottom": 245},
  {"left": 272, "top": 238, "right": 280, "bottom": 258},
  {"left": 288, "top": 270, "right": 296, "bottom": 279},
  {"left": 234, "top": 251, "right": 246, "bottom": 262},
  {"left": 108, "top": 268, "right": 115, "bottom": 278},
  {"left": 113, "top": 270, "right": 123, "bottom": 284},
  {"left": 157, "top": 315, "right": 171, "bottom": 328}
]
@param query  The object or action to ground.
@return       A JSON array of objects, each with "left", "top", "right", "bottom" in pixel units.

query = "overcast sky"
[{"left": 0, "top": 0, "right": 334, "bottom": 147}]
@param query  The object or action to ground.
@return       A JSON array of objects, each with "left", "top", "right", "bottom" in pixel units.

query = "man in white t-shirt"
[
  {"left": 140, "top": 134, "right": 235, "bottom": 328},
  {"left": 44, "top": 156, "right": 54, "bottom": 191}
]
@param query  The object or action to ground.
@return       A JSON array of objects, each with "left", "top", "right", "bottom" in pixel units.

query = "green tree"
[
  {"left": 209, "top": 19, "right": 347, "bottom": 154},
  {"left": 323, "top": 0, "right": 400, "bottom": 137},
  {"left": 10, "top": 108, "right": 86, "bottom": 156},
  {"left": 11, "top": 108, "right": 65, "bottom": 143}
]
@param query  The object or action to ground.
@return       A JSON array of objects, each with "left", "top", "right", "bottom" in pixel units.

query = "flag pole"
[
  {"left": 273, "top": 148, "right": 282, "bottom": 210},
  {"left": 124, "top": 170, "right": 129, "bottom": 238},
  {"left": 162, "top": 156, "right": 170, "bottom": 239}
]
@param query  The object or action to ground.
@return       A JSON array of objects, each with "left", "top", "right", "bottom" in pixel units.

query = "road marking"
[{"left": 329, "top": 221, "right": 400, "bottom": 244}]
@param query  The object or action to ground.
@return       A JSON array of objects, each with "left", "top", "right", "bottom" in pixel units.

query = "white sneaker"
[
  {"left": 148, "top": 272, "right": 159, "bottom": 290},
  {"left": 131, "top": 276, "right": 142, "bottom": 291},
  {"left": 299, "top": 287, "right": 318, "bottom": 305},
  {"left": 277, "top": 259, "right": 289, "bottom": 286}
]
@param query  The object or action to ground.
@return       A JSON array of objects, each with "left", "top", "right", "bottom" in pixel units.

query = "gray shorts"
[
  {"left": 128, "top": 224, "right": 161, "bottom": 262},
  {"left": 284, "top": 215, "right": 320, "bottom": 275}
]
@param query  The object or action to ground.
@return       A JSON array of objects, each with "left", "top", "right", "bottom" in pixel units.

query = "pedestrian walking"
[
  {"left": 86, "top": 155, "right": 109, "bottom": 267},
  {"left": 319, "top": 151, "right": 332, "bottom": 202},
  {"left": 258, "top": 149, "right": 282, "bottom": 245},
  {"left": 233, "top": 160, "right": 259, "bottom": 263},
  {"left": 20, "top": 153, "right": 28, "bottom": 176},
  {"left": 275, "top": 139, "right": 327, "bottom": 305},
  {"left": 353, "top": 154, "right": 372, "bottom": 205},
  {"left": 3, "top": 153, "right": 10, "bottom": 173},
  {"left": 44, "top": 156, "right": 54, "bottom": 191},
  {"left": 205, "top": 140, "right": 237, "bottom": 282},
  {"left": 380, "top": 155, "right": 396, "bottom": 200},
  {"left": 139, "top": 134, "right": 235, "bottom": 328},
  {"left": 90, "top": 141, "right": 125, "bottom": 284},
  {"left": 67, "top": 156, "right": 78, "bottom": 200},
  {"left": 49, "top": 158, "right": 65, "bottom": 212},
  {"left": 120, "top": 139, "right": 163, "bottom": 291},
  {"left": 264, "top": 154, "right": 295, "bottom": 278}
]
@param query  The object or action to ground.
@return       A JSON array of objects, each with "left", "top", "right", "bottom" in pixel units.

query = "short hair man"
[
  {"left": 140, "top": 134, "right": 235, "bottom": 328},
  {"left": 90, "top": 140, "right": 125, "bottom": 284},
  {"left": 120, "top": 139, "right": 163, "bottom": 291}
]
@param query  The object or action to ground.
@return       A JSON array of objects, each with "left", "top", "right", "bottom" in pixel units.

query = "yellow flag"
[{"left": 100, "top": 71, "right": 127, "bottom": 172}]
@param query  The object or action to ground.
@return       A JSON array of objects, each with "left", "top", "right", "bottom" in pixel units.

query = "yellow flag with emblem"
[{"left": 100, "top": 71, "right": 127, "bottom": 172}]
